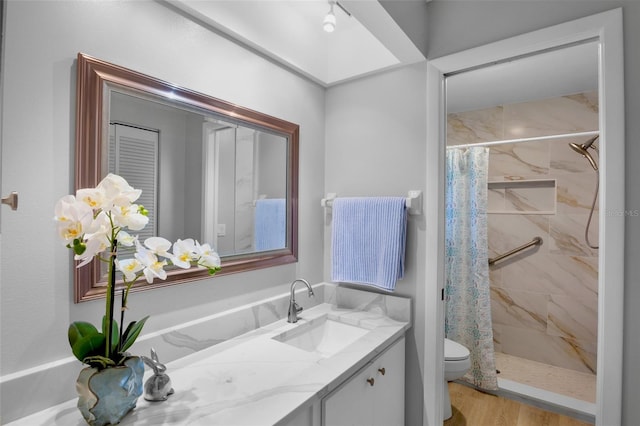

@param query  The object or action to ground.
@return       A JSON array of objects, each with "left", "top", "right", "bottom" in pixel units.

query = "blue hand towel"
[
  {"left": 254, "top": 198, "right": 286, "bottom": 251},
  {"left": 331, "top": 197, "right": 407, "bottom": 291}
]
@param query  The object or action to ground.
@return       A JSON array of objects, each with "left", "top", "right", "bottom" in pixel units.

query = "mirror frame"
[{"left": 74, "top": 52, "right": 299, "bottom": 303}]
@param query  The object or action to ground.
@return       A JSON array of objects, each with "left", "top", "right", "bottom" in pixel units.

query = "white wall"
[
  {"left": 0, "top": 0, "right": 325, "bottom": 416},
  {"left": 324, "top": 63, "right": 428, "bottom": 426},
  {"left": 425, "top": 2, "right": 640, "bottom": 424}
]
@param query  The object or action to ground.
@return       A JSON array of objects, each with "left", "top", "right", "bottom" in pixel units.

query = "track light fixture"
[{"left": 323, "top": 1, "right": 336, "bottom": 33}]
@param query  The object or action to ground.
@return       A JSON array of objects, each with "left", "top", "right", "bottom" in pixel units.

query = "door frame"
[{"left": 424, "top": 8, "right": 625, "bottom": 426}]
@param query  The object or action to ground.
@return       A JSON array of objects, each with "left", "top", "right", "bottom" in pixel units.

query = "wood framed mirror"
[{"left": 75, "top": 53, "right": 299, "bottom": 302}]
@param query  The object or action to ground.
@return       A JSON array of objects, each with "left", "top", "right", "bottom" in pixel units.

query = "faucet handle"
[
  {"left": 289, "top": 301, "right": 302, "bottom": 314},
  {"left": 288, "top": 301, "right": 301, "bottom": 323}
]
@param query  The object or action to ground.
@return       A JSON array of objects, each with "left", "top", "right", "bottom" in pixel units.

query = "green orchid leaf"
[
  {"left": 120, "top": 316, "right": 149, "bottom": 353},
  {"left": 68, "top": 321, "right": 99, "bottom": 349},
  {"left": 72, "top": 333, "right": 106, "bottom": 363}
]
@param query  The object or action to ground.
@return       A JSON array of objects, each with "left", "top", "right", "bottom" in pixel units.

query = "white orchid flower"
[
  {"left": 111, "top": 204, "right": 149, "bottom": 231},
  {"left": 135, "top": 245, "right": 168, "bottom": 283},
  {"left": 84, "top": 210, "right": 111, "bottom": 236},
  {"left": 200, "top": 252, "right": 222, "bottom": 270},
  {"left": 75, "top": 237, "right": 109, "bottom": 267},
  {"left": 143, "top": 259, "right": 168, "bottom": 283},
  {"left": 54, "top": 195, "right": 94, "bottom": 243},
  {"left": 172, "top": 238, "right": 197, "bottom": 269},
  {"left": 117, "top": 230, "right": 138, "bottom": 247},
  {"left": 115, "top": 258, "right": 144, "bottom": 281},
  {"left": 79, "top": 212, "right": 112, "bottom": 261},
  {"left": 76, "top": 187, "right": 106, "bottom": 210},
  {"left": 195, "top": 241, "right": 215, "bottom": 257},
  {"left": 195, "top": 241, "right": 221, "bottom": 269},
  {"left": 144, "top": 237, "right": 173, "bottom": 258},
  {"left": 97, "top": 173, "right": 142, "bottom": 206}
]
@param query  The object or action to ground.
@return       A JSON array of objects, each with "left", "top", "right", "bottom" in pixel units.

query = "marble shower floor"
[{"left": 495, "top": 352, "right": 596, "bottom": 403}]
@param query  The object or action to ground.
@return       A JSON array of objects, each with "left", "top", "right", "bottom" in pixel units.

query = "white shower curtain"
[{"left": 445, "top": 147, "right": 498, "bottom": 390}]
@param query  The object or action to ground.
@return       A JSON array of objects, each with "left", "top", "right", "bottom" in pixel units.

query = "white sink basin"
[{"left": 273, "top": 315, "right": 369, "bottom": 357}]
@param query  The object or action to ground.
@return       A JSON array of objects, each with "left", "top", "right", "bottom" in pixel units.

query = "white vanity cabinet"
[{"left": 322, "top": 336, "right": 405, "bottom": 426}]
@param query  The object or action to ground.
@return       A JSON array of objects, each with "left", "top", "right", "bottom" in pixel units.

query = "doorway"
[
  {"left": 424, "top": 9, "right": 624, "bottom": 426},
  {"left": 446, "top": 40, "right": 600, "bottom": 417}
]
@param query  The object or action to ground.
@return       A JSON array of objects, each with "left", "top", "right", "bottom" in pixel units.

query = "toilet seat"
[{"left": 445, "top": 338, "right": 469, "bottom": 361}]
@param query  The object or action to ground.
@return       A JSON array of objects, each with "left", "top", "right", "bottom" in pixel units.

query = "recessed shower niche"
[{"left": 487, "top": 179, "right": 556, "bottom": 215}]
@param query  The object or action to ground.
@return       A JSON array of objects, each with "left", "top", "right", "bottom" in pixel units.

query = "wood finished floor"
[{"left": 444, "top": 383, "right": 594, "bottom": 426}]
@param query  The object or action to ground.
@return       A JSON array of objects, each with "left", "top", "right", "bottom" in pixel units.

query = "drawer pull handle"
[
  {"left": 378, "top": 367, "right": 386, "bottom": 375},
  {"left": 366, "top": 378, "right": 375, "bottom": 386}
]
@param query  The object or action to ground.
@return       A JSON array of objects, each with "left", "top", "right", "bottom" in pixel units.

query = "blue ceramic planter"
[{"left": 75, "top": 357, "right": 144, "bottom": 426}]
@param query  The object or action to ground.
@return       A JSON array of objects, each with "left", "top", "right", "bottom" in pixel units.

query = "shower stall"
[{"left": 445, "top": 89, "right": 600, "bottom": 418}]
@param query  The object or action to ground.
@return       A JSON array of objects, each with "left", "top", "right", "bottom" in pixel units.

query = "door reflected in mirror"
[{"left": 75, "top": 53, "right": 298, "bottom": 302}]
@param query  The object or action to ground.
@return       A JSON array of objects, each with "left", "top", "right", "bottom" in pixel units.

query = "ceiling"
[
  {"left": 446, "top": 41, "right": 599, "bottom": 112},
  {"left": 169, "top": 0, "right": 426, "bottom": 87},
  {"left": 168, "top": 1, "right": 598, "bottom": 109}
]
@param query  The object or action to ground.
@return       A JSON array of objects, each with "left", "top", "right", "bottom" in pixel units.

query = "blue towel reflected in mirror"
[{"left": 254, "top": 198, "right": 286, "bottom": 251}]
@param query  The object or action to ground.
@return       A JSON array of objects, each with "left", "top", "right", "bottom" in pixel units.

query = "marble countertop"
[{"left": 6, "top": 302, "right": 410, "bottom": 426}]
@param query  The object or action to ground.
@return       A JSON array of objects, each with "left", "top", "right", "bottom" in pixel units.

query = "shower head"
[{"left": 569, "top": 135, "right": 599, "bottom": 171}]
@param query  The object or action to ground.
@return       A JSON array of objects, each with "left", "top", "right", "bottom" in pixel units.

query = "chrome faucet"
[{"left": 287, "top": 279, "right": 315, "bottom": 323}]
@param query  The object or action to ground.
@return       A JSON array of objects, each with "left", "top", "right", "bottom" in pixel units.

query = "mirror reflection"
[
  {"left": 75, "top": 53, "right": 299, "bottom": 302},
  {"left": 109, "top": 91, "right": 288, "bottom": 257}
]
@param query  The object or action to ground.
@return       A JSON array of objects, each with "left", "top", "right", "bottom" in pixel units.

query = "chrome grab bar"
[{"left": 488, "top": 237, "right": 542, "bottom": 265}]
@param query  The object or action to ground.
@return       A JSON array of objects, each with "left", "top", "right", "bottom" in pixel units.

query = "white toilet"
[{"left": 444, "top": 338, "right": 471, "bottom": 420}]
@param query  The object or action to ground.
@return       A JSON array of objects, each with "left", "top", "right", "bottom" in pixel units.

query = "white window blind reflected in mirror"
[
  {"left": 108, "top": 123, "right": 159, "bottom": 241},
  {"left": 107, "top": 123, "right": 159, "bottom": 276}
]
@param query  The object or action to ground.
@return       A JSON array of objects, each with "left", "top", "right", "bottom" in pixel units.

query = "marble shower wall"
[{"left": 447, "top": 91, "right": 599, "bottom": 374}]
